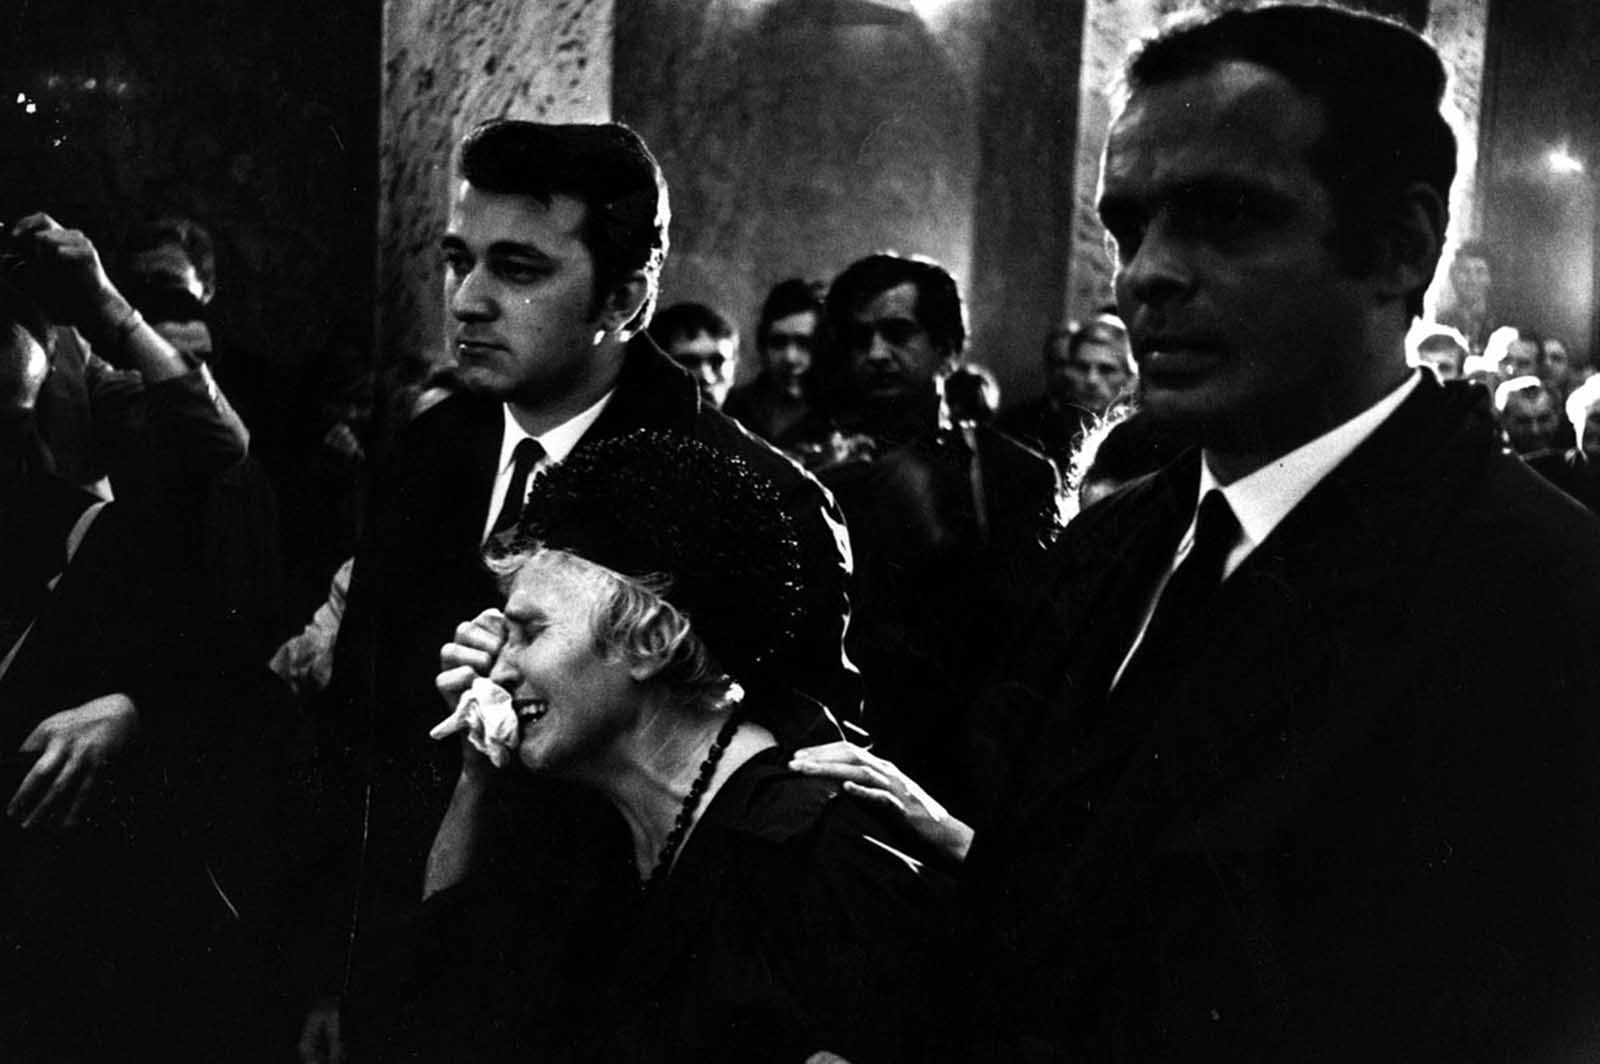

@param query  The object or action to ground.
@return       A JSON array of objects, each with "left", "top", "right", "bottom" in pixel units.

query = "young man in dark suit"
[
  {"left": 968, "top": 5, "right": 1600, "bottom": 1059},
  {"left": 298, "top": 121, "right": 855, "bottom": 1062}
]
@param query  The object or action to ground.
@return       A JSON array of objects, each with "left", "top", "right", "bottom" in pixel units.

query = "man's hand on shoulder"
[{"left": 8, "top": 692, "right": 141, "bottom": 829}]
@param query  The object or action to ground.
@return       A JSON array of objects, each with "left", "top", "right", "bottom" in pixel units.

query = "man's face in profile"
[{"left": 1098, "top": 60, "right": 1375, "bottom": 448}]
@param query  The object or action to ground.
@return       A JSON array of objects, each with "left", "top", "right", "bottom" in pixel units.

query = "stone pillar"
[
  {"left": 1065, "top": 0, "right": 1165, "bottom": 324},
  {"left": 378, "top": 0, "right": 613, "bottom": 374},
  {"left": 967, "top": 0, "right": 1082, "bottom": 403},
  {"left": 1424, "top": 0, "right": 1490, "bottom": 316}
]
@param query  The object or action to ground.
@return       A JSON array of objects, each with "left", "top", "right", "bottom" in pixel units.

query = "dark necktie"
[
  {"left": 1124, "top": 489, "right": 1239, "bottom": 679},
  {"left": 489, "top": 437, "right": 545, "bottom": 538}
]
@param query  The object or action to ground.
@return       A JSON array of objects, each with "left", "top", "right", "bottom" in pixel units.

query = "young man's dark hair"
[
  {"left": 756, "top": 278, "right": 824, "bottom": 346},
  {"left": 457, "top": 120, "right": 670, "bottom": 331},
  {"left": 648, "top": 301, "right": 735, "bottom": 347},
  {"left": 118, "top": 217, "right": 218, "bottom": 296},
  {"left": 822, "top": 252, "right": 967, "bottom": 358},
  {"left": 1127, "top": 3, "right": 1455, "bottom": 318}
]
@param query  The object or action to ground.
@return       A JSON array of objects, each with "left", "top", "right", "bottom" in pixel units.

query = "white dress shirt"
[
  {"left": 1111, "top": 370, "right": 1422, "bottom": 688},
  {"left": 480, "top": 391, "right": 614, "bottom": 543}
]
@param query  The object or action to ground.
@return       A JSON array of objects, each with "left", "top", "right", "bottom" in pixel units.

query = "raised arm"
[{"left": 423, "top": 609, "right": 509, "bottom": 898}]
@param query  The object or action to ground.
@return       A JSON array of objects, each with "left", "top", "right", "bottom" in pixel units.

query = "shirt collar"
[
  {"left": 496, "top": 389, "right": 616, "bottom": 475},
  {"left": 1193, "top": 370, "right": 1421, "bottom": 564}
]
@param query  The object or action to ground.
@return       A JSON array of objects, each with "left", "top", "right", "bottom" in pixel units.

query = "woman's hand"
[
  {"left": 435, "top": 608, "right": 508, "bottom": 710},
  {"left": 789, "top": 742, "right": 974, "bottom": 863}
]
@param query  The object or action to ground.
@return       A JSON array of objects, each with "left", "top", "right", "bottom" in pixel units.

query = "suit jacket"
[
  {"left": 821, "top": 423, "right": 1060, "bottom": 819},
  {"left": 320, "top": 335, "right": 856, "bottom": 981},
  {"left": 969, "top": 376, "right": 1600, "bottom": 1061}
]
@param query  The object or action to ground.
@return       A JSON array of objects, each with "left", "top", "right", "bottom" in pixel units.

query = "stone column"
[
  {"left": 1424, "top": 0, "right": 1490, "bottom": 316},
  {"left": 1065, "top": 0, "right": 1165, "bottom": 324},
  {"left": 378, "top": 0, "right": 613, "bottom": 375}
]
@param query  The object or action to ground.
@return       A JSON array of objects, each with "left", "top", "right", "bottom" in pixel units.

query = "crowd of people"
[{"left": 7, "top": 3, "right": 1600, "bottom": 1061}]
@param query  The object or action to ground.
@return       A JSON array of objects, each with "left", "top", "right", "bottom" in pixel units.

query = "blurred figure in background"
[
  {"left": 812, "top": 251, "right": 1059, "bottom": 820},
  {"left": 1486, "top": 324, "right": 1543, "bottom": 380},
  {"left": 942, "top": 361, "right": 1001, "bottom": 426},
  {"left": 1495, "top": 375, "right": 1563, "bottom": 458},
  {"left": 1528, "top": 374, "right": 1600, "bottom": 514},
  {"left": 1408, "top": 321, "right": 1468, "bottom": 382},
  {"left": 1435, "top": 239, "right": 1496, "bottom": 357},
  {"left": 1000, "top": 310, "right": 1133, "bottom": 470},
  {"left": 723, "top": 278, "right": 821, "bottom": 450},
  {"left": 648, "top": 300, "right": 738, "bottom": 409},
  {"left": 1540, "top": 333, "right": 1580, "bottom": 401}
]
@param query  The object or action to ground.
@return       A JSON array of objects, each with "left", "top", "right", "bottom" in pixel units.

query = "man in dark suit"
[
  {"left": 298, "top": 121, "right": 855, "bottom": 1062},
  {"left": 810, "top": 252, "right": 1060, "bottom": 821},
  {"left": 968, "top": 6, "right": 1600, "bottom": 1059}
]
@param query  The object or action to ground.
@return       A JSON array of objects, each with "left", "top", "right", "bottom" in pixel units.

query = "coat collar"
[{"left": 586, "top": 332, "right": 703, "bottom": 442}]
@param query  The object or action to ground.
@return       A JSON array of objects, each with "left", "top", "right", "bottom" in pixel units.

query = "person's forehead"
[
  {"left": 765, "top": 311, "right": 816, "bottom": 338},
  {"left": 669, "top": 333, "right": 733, "bottom": 359},
  {"left": 508, "top": 554, "right": 602, "bottom": 612},
  {"left": 851, "top": 281, "right": 922, "bottom": 324},
  {"left": 1102, "top": 59, "right": 1326, "bottom": 201},
  {"left": 1073, "top": 340, "right": 1127, "bottom": 368},
  {"left": 447, "top": 180, "right": 589, "bottom": 251}
]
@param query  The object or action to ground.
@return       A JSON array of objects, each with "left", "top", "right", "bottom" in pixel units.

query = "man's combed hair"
[
  {"left": 818, "top": 253, "right": 966, "bottom": 412},
  {"left": 459, "top": 120, "right": 671, "bottom": 332},
  {"left": 1128, "top": 2, "right": 1456, "bottom": 317},
  {"left": 648, "top": 302, "right": 735, "bottom": 348},
  {"left": 757, "top": 278, "right": 825, "bottom": 346}
]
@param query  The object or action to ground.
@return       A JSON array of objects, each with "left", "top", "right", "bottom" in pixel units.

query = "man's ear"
[
  {"left": 597, "top": 272, "right": 650, "bottom": 338},
  {"left": 1373, "top": 182, "right": 1448, "bottom": 302}
]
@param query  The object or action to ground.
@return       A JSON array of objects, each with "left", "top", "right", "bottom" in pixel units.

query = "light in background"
[{"left": 1549, "top": 145, "right": 1586, "bottom": 175}]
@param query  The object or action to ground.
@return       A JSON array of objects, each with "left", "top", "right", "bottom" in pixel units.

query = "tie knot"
[
  {"left": 1193, "top": 490, "right": 1238, "bottom": 554},
  {"left": 512, "top": 437, "right": 546, "bottom": 469}
]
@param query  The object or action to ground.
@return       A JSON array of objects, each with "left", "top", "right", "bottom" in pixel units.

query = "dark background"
[{"left": 0, "top": 0, "right": 380, "bottom": 382}]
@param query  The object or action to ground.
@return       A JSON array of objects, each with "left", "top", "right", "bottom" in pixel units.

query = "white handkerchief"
[{"left": 429, "top": 676, "right": 520, "bottom": 768}]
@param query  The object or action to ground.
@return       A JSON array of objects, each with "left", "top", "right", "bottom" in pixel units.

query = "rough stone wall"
[
  {"left": 1424, "top": 0, "right": 1491, "bottom": 316},
  {"left": 614, "top": 0, "right": 982, "bottom": 388},
  {"left": 379, "top": 0, "right": 612, "bottom": 374}
]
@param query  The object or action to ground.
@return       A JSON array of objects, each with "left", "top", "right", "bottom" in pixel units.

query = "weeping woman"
[{"left": 416, "top": 430, "right": 950, "bottom": 1063}]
